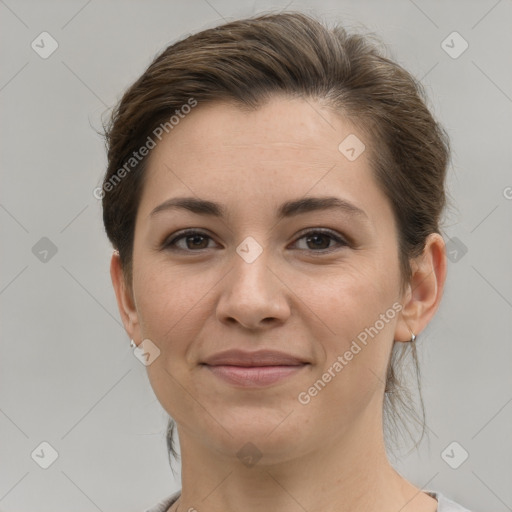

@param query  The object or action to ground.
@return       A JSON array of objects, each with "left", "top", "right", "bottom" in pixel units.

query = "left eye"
[
  {"left": 292, "top": 229, "right": 348, "bottom": 252},
  {"left": 162, "top": 229, "right": 348, "bottom": 252}
]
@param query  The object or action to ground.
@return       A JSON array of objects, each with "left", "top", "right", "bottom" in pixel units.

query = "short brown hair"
[{"left": 102, "top": 11, "right": 450, "bottom": 462}]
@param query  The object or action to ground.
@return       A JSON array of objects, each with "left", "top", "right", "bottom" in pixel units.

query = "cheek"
[
  {"left": 132, "top": 262, "right": 210, "bottom": 351},
  {"left": 293, "top": 259, "right": 398, "bottom": 337},
  {"left": 295, "top": 258, "right": 400, "bottom": 390},
  {"left": 132, "top": 264, "right": 211, "bottom": 422}
]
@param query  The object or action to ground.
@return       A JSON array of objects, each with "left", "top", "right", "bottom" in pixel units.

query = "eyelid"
[
  {"left": 291, "top": 228, "right": 350, "bottom": 252},
  {"left": 161, "top": 228, "right": 218, "bottom": 251},
  {"left": 161, "top": 227, "right": 350, "bottom": 252},
  {"left": 293, "top": 227, "right": 348, "bottom": 243}
]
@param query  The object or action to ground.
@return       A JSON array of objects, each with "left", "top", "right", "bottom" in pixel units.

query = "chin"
[{"left": 204, "top": 408, "right": 308, "bottom": 462}]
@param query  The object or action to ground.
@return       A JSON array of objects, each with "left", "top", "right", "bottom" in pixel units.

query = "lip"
[
  {"left": 204, "top": 364, "right": 307, "bottom": 387},
  {"left": 201, "top": 349, "right": 309, "bottom": 387},
  {"left": 202, "top": 349, "right": 308, "bottom": 367}
]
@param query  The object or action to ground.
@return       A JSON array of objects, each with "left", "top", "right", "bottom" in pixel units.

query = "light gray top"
[{"left": 144, "top": 489, "right": 472, "bottom": 512}]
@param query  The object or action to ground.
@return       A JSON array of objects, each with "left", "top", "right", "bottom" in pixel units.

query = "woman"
[{"left": 102, "top": 11, "right": 472, "bottom": 512}]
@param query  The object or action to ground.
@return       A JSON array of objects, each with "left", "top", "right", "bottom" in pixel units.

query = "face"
[{"left": 120, "top": 96, "right": 411, "bottom": 463}]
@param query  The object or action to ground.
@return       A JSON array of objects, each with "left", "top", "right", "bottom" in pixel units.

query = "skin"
[{"left": 111, "top": 95, "right": 446, "bottom": 512}]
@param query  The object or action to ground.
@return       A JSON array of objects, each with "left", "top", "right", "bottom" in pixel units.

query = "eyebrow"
[{"left": 150, "top": 196, "right": 368, "bottom": 221}]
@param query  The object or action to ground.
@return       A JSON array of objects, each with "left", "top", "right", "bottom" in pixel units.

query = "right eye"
[{"left": 162, "top": 229, "right": 218, "bottom": 252}]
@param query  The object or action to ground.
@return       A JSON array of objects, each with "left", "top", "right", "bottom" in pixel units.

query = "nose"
[{"left": 216, "top": 246, "right": 291, "bottom": 330}]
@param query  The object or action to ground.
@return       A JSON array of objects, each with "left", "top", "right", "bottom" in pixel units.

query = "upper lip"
[{"left": 202, "top": 349, "right": 308, "bottom": 367}]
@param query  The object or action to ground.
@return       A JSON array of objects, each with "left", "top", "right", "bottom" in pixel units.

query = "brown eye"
[
  {"left": 292, "top": 229, "right": 348, "bottom": 252},
  {"left": 162, "top": 228, "right": 349, "bottom": 254},
  {"left": 163, "top": 230, "right": 216, "bottom": 251}
]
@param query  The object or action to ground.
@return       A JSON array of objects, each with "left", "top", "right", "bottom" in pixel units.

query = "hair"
[{"left": 101, "top": 11, "right": 450, "bottom": 464}]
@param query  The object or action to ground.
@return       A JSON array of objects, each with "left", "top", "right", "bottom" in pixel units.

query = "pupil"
[
  {"left": 308, "top": 235, "right": 328, "bottom": 249},
  {"left": 190, "top": 235, "right": 205, "bottom": 248}
]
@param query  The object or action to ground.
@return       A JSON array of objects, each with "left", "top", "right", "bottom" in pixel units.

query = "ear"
[
  {"left": 394, "top": 233, "right": 447, "bottom": 343},
  {"left": 110, "top": 251, "right": 142, "bottom": 344}
]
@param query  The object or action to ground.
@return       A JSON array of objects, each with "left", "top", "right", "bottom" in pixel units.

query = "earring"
[
  {"left": 393, "top": 328, "right": 416, "bottom": 343},
  {"left": 130, "top": 339, "right": 136, "bottom": 348}
]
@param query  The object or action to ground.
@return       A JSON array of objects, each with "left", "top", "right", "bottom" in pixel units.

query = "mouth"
[
  {"left": 203, "top": 364, "right": 308, "bottom": 387},
  {"left": 201, "top": 349, "right": 310, "bottom": 387}
]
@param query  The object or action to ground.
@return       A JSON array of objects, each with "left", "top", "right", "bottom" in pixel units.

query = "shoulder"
[
  {"left": 144, "top": 489, "right": 473, "bottom": 512},
  {"left": 426, "top": 490, "right": 473, "bottom": 512},
  {"left": 143, "top": 490, "right": 181, "bottom": 512}
]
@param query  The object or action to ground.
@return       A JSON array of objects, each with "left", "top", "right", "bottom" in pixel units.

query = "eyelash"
[{"left": 162, "top": 228, "right": 349, "bottom": 254}]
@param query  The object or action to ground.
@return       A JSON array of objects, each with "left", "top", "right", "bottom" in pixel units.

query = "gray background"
[{"left": 1, "top": 0, "right": 511, "bottom": 511}]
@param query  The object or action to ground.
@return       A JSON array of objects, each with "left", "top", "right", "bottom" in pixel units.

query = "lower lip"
[{"left": 204, "top": 364, "right": 307, "bottom": 387}]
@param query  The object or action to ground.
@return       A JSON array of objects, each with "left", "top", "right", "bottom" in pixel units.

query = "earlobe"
[
  {"left": 110, "top": 251, "right": 141, "bottom": 342},
  {"left": 394, "top": 233, "right": 447, "bottom": 343}
]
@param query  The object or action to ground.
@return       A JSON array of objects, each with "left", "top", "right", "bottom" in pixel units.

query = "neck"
[{"left": 172, "top": 403, "right": 436, "bottom": 512}]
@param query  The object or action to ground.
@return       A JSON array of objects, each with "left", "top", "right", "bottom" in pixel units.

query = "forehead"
[
  {"left": 143, "top": 97, "right": 366, "bottom": 184},
  {"left": 136, "top": 96, "right": 393, "bottom": 233},
  {"left": 151, "top": 96, "right": 354, "bottom": 155}
]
